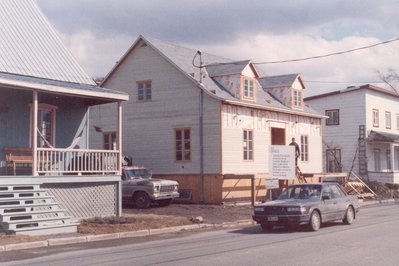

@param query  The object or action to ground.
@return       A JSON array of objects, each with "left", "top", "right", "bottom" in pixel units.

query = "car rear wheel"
[
  {"left": 134, "top": 192, "right": 151, "bottom": 209},
  {"left": 260, "top": 223, "right": 273, "bottom": 232},
  {"left": 308, "top": 211, "right": 321, "bottom": 231},
  {"left": 343, "top": 206, "right": 355, "bottom": 225}
]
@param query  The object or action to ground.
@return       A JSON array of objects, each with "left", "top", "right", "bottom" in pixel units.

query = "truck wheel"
[
  {"left": 134, "top": 192, "right": 151, "bottom": 209},
  {"left": 158, "top": 199, "right": 172, "bottom": 206}
]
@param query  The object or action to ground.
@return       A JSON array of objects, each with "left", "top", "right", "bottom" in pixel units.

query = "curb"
[{"left": 0, "top": 223, "right": 219, "bottom": 252}]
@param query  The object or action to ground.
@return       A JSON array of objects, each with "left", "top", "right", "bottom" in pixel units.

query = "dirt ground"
[{"left": 0, "top": 204, "right": 253, "bottom": 245}]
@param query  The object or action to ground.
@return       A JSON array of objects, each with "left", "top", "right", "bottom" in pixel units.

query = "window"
[
  {"left": 386, "top": 150, "right": 391, "bottom": 170},
  {"left": 325, "top": 109, "right": 340, "bottom": 125},
  {"left": 293, "top": 90, "right": 302, "bottom": 107},
  {"left": 243, "top": 129, "right": 253, "bottom": 160},
  {"left": 326, "top": 149, "right": 342, "bottom": 172},
  {"left": 300, "top": 135, "right": 308, "bottom": 162},
  {"left": 175, "top": 128, "right": 191, "bottom": 161},
  {"left": 137, "top": 80, "right": 152, "bottom": 101},
  {"left": 385, "top": 111, "right": 391, "bottom": 129},
  {"left": 104, "top": 132, "right": 116, "bottom": 150},
  {"left": 373, "top": 109, "right": 379, "bottom": 127},
  {"left": 243, "top": 78, "right": 254, "bottom": 99},
  {"left": 374, "top": 149, "right": 381, "bottom": 171},
  {"left": 30, "top": 103, "right": 57, "bottom": 148},
  {"left": 397, "top": 114, "right": 399, "bottom": 130}
]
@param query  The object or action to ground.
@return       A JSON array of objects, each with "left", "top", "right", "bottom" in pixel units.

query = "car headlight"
[
  {"left": 254, "top": 206, "right": 264, "bottom": 212},
  {"left": 174, "top": 185, "right": 179, "bottom": 191},
  {"left": 287, "top": 206, "right": 308, "bottom": 213},
  {"left": 153, "top": 185, "right": 160, "bottom": 192}
]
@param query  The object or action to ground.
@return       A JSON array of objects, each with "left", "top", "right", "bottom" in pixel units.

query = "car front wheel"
[
  {"left": 308, "top": 211, "right": 321, "bottom": 231},
  {"left": 133, "top": 191, "right": 151, "bottom": 209},
  {"left": 343, "top": 206, "right": 355, "bottom": 225}
]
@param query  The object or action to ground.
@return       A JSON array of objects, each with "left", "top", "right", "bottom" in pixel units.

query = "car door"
[
  {"left": 330, "top": 184, "right": 348, "bottom": 219},
  {"left": 321, "top": 185, "right": 340, "bottom": 222}
]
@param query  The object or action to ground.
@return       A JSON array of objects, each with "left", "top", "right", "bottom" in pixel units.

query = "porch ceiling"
[
  {"left": 0, "top": 72, "right": 128, "bottom": 104},
  {"left": 367, "top": 130, "right": 399, "bottom": 143}
]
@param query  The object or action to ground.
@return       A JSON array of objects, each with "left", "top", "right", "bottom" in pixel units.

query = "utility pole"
[{"left": 198, "top": 51, "right": 205, "bottom": 204}]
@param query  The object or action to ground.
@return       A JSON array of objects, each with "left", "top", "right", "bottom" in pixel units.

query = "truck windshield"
[{"left": 125, "top": 169, "right": 151, "bottom": 179}]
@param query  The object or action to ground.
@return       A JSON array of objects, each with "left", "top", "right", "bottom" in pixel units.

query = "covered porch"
[
  {"left": 366, "top": 130, "right": 399, "bottom": 184},
  {"left": 0, "top": 74, "right": 128, "bottom": 224}
]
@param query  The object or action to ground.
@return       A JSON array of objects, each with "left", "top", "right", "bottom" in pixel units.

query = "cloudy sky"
[{"left": 36, "top": 0, "right": 399, "bottom": 96}]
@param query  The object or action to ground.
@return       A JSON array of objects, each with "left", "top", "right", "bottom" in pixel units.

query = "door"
[{"left": 271, "top": 127, "right": 286, "bottom": 145}]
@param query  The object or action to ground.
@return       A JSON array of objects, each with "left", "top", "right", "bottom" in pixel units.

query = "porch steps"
[{"left": 0, "top": 183, "right": 78, "bottom": 236}]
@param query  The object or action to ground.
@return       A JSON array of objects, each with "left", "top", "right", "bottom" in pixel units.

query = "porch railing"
[{"left": 36, "top": 148, "right": 120, "bottom": 175}]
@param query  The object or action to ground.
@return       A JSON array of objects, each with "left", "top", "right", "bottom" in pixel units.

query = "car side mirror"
[{"left": 322, "top": 192, "right": 331, "bottom": 200}]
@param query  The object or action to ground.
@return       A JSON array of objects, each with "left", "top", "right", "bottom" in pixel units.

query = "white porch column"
[
  {"left": 32, "top": 91, "right": 38, "bottom": 176},
  {"left": 117, "top": 101, "right": 122, "bottom": 217},
  {"left": 392, "top": 143, "right": 397, "bottom": 171}
]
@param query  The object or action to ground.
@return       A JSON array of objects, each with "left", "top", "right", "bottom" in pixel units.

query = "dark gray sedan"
[{"left": 252, "top": 183, "right": 360, "bottom": 231}]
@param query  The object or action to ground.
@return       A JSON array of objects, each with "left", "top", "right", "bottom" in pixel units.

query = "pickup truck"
[{"left": 121, "top": 166, "right": 180, "bottom": 208}]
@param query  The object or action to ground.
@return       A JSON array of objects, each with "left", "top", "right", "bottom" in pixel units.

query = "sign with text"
[{"left": 269, "top": 145, "right": 295, "bottom": 180}]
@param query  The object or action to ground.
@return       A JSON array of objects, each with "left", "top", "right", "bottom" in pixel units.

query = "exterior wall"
[
  {"left": 306, "top": 90, "right": 366, "bottom": 174},
  {"left": 91, "top": 40, "right": 222, "bottom": 175},
  {"left": 0, "top": 88, "right": 88, "bottom": 162},
  {"left": 221, "top": 104, "right": 323, "bottom": 176}
]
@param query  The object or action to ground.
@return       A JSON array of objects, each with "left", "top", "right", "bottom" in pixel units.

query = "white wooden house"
[
  {"left": 90, "top": 36, "right": 325, "bottom": 203},
  {"left": 0, "top": 0, "right": 128, "bottom": 235},
  {"left": 305, "top": 85, "right": 399, "bottom": 184}
]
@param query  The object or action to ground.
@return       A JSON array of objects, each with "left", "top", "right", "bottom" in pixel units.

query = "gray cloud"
[{"left": 37, "top": 0, "right": 399, "bottom": 44}]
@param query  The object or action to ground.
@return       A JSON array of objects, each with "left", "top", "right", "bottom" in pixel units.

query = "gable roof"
[
  {"left": 258, "top": 74, "right": 304, "bottom": 89},
  {"left": 103, "top": 35, "right": 323, "bottom": 118},
  {"left": 305, "top": 84, "right": 399, "bottom": 101},
  {"left": 0, "top": 0, "right": 95, "bottom": 85}
]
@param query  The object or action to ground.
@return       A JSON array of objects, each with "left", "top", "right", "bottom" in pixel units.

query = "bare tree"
[{"left": 377, "top": 68, "right": 399, "bottom": 93}]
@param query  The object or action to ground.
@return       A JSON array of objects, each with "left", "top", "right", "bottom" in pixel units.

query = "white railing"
[{"left": 36, "top": 148, "right": 120, "bottom": 175}]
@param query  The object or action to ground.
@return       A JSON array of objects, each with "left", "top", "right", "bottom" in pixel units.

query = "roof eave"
[{"left": 0, "top": 77, "right": 129, "bottom": 102}]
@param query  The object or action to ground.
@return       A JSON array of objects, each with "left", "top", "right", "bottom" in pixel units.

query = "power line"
[
  {"left": 252, "top": 37, "right": 399, "bottom": 65},
  {"left": 304, "top": 80, "right": 385, "bottom": 84}
]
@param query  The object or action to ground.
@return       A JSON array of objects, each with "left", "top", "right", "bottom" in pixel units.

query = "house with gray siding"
[
  {"left": 0, "top": 0, "right": 128, "bottom": 235},
  {"left": 305, "top": 85, "right": 399, "bottom": 184},
  {"left": 91, "top": 36, "right": 325, "bottom": 204}
]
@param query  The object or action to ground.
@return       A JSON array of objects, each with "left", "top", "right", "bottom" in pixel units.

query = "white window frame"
[
  {"left": 243, "top": 129, "right": 253, "bottom": 161},
  {"left": 325, "top": 109, "right": 340, "bottom": 125},
  {"left": 300, "top": 135, "right": 308, "bottom": 162},
  {"left": 293, "top": 90, "right": 302, "bottom": 107},
  {"left": 385, "top": 111, "right": 391, "bottom": 129},
  {"left": 29, "top": 103, "right": 58, "bottom": 148},
  {"left": 175, "top": 128, "right": 191, "bottom": 162},
  {"left": 373, "top": 109, "right": 379, "bottom": 127},
  {"left": 243, "top": 78, "right": 254, "bottom": 99},
  {"left": 137, "top": 80, "right": 152, "bottom": 101}
]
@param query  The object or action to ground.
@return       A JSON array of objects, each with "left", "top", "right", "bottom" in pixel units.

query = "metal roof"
[
  {"left": 0, "top": 0, "right": 95, "bottom": 85},
  {"left": 259, "top": 74, "right": 301, "bottom": 89},
  {"left": 104, "top": 36, "right": 323, "bottom": 118}
]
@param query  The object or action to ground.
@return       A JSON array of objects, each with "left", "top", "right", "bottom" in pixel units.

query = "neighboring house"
[
  {"left": 0, "top": 0, "right": 128, "bottom": 234},
  {"left": 90, "top": 36, "right": 325, "bottom": 204},
  {"left": 305, "top": 84, "right": 399, "bottom": 184}
]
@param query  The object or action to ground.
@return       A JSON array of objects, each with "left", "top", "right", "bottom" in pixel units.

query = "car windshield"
[
  {"left": 125, "top": 169, "right": 151, "bottom": 179},
  {"left": 278, "top": 185, "right": 322, "bottom": 200}
]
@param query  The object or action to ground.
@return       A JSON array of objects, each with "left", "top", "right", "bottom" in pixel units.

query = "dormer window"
[
  {"left": 293, "top": 89, "right": 302, "bottom": 107},
  {"left": 243, "top": 78, "right": 254, "bottom": 99}
]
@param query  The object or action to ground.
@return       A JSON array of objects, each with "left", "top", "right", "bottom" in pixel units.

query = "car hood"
[
  {"left": 259, "top": 198, "right": 319, "bottom": 207},
  {"left": 133, "top": 179, "right": 178, "bottom": 186}
]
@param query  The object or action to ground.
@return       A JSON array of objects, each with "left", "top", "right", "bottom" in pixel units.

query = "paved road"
[{"left": 2, "top": 204, "right": 399, "bottom": 266}]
